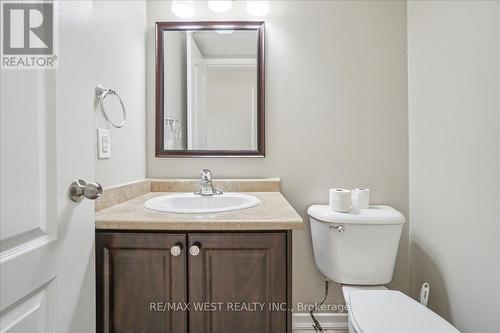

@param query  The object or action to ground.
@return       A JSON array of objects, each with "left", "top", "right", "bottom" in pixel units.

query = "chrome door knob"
[
  {"left": 189, "top": 244, "right": 201, "bottom": 256},
  {"left": 69, "top": 179, "right": 103, "bottom": 202},
  {"left": 170, "top": 244, "right": 182, "bottom": 257}
]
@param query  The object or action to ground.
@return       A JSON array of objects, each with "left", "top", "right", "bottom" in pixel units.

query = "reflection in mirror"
[{"left": 156, "top": 22, "right": 265, "bottom": 157}]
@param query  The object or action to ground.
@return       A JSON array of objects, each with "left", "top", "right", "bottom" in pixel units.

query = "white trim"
[
  {"left": 292, "top": 312, "right": 349, "bottom": 331},
  {"left": 251, "top": 86, "right": 257, "bottom": 150},
  {"left": 205, "top": 58, "right": 256, "bottom": 68},
  {"left": 186, "top": 32, "right": 194, "bottom": 149}
]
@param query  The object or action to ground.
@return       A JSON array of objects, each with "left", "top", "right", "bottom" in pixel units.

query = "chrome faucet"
[{"left": 194, "top": 169, "right": 223, "bottom": 196}]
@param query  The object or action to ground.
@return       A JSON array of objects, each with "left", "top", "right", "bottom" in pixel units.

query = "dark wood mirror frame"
[{"left": 155, "top": 21, "right": 265, "bottom": 158}]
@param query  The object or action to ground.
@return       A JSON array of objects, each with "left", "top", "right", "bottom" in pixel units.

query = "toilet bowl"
[{"left": 308, "top": 205, "right": 461, "bottom": 333}]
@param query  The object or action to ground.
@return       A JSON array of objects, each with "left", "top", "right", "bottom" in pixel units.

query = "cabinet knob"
[
  {"left": 170, "top": 244, "right": 183, "bottom": 257},
  {"left": 189, "top": 244, "right": 201, "bottom": 256}
]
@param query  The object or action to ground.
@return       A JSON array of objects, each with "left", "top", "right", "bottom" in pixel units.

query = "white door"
[
  {"left": 1, "top": 2, "right": 96, "bottom": 332},
  {"left": 186, "top": 33, "right": 207, "bottom": 150}
]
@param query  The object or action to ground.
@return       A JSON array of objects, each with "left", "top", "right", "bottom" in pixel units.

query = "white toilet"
[{"left": 308, "top": 205, "right": 460, "bottom": 333}]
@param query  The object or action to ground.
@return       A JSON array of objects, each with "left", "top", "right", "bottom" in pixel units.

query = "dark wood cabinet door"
[
  {"left": 188, "top": 232, "right": 288, "bottom": 333},
  {"left": 96, "top": 232, "right": 187, "bottom": 333}
]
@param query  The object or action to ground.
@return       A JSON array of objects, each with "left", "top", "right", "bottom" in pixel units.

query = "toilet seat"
[{"left": 349, "top": 290, "right": 460, "bottom": 333}]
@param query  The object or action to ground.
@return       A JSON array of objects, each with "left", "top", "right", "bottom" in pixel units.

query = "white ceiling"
[{"left": 191, "top": 30, "right": 258, "bottom": 58}]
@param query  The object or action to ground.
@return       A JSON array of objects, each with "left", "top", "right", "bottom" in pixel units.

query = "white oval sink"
[{"left": 143, "top": 193, "right": 260, "bottom": 214}]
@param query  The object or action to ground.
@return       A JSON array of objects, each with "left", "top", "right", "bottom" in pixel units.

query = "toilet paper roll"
[
  {"left": 351, "top": 188, "right": 370, "bottom": 209},
  {"left": 329, "top": 188, "right": 351, "bottom": 213}
]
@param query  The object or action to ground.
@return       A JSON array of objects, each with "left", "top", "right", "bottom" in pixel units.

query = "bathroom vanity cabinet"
[
  {"left": 95, "top": 231, "right": 291, "bottom": 333},
  {"left": 94, "top": 179, "right": 302, "bottom": 333}
]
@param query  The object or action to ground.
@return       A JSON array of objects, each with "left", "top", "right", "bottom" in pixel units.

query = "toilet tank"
[{"left": 308, "top": 205, "right": 405, "bottom": 285}]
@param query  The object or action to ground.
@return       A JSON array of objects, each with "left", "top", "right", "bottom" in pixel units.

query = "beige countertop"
[{"left": 95, "top": 189, "right": 303, "bottom": 231}]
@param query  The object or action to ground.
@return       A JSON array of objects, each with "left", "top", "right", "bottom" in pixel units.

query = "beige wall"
[
  {"left": 408, "top": 1, "right": 500, "bottom": 331},
  {"left": 146, "top": 0, "right": 409, "bottom": 306},
  {"left": 94, "top": 1, "right": 146, "bottom": 188}
]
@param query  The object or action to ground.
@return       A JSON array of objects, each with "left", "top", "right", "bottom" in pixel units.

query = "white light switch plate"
[{"left": 97, "top": 128, "right": 111, "bottom": 159}]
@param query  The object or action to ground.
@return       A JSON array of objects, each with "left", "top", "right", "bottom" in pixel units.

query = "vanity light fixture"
[
  {"left": 246, "top": 0, "right": 269, "bottom": 16},
  {"left": 171, "top": 0, "right": 195, "bottom": 18},
  {"left": 173, "top": 1, "right": 269, "bottom": 18},
  {"left": 208, "top": 0, "right": 233, "bottom": 13}
]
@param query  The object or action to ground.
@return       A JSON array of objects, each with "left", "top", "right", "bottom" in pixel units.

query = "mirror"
[{"left": 155, "top": 22, "right": 265, "bottom": 157}]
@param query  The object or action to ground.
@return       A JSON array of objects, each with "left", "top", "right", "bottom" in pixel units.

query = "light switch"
[{"left": 97, "top": 128, "right": 111, "bottom": 159}]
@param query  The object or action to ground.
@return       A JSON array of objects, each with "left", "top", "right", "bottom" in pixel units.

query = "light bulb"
[
  {"left": 208, "top": 1, "right": 232, "bottom": 13},
  {"left": 246, "top": 0, "right": 269, "bottom": 16},
  {"left": 171, "top": 0, "right": 195, "bottom": 18}
]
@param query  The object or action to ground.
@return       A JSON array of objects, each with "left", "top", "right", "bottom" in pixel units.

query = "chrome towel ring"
[{"left": 95, "top": 85, "right": 127, "bottom": 128}]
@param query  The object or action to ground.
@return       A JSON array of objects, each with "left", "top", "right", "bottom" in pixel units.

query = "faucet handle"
[
  {"left": 200, "top": 169, "right": 212, "bottom": 181},
  {"left": 195, "top": 169, "right": 223, "bottom": 196}
]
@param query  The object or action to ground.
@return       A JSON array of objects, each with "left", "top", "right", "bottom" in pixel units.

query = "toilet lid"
[
  {"left": 349, "top": 290, "right": 460, "bottom": 333},
  {"left": 307, "top": 205, "right": 405, "bottom": 225}
]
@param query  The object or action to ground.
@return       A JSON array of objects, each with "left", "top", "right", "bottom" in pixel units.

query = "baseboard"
[{"left": 292, "top": 312, "right": 349, "bottom": 331}]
